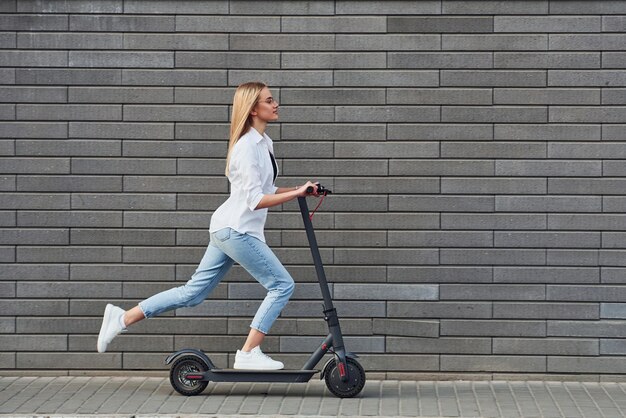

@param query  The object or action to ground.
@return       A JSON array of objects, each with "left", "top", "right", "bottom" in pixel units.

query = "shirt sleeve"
[{"left": 234, "top": 142, "right": 265, "bottom": 211}]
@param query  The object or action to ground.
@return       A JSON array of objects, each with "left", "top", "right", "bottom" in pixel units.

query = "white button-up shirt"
[{"left": 209, "top": 126, "right": 279, "bottom": 243}]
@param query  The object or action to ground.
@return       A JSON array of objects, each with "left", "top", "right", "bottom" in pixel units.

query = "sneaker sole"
[
  {"left": 96, "top": 304, "right": 113, "bottom": 353},
  {"left": 233, "top": 362, "right": 284, "bottom": 370}
]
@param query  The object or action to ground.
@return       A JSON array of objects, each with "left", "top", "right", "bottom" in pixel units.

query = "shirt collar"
[{"left": 249, "top": 126, "right": 269, "bottom": 144}]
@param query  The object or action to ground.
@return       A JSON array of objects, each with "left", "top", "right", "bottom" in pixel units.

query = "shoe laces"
[{"left": 253, "top": 347, "right": 273, "bottom": 361}]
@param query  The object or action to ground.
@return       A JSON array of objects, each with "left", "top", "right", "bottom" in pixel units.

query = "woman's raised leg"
[{"left": 97, "top": 238, "right": 234, "bottom": 353}]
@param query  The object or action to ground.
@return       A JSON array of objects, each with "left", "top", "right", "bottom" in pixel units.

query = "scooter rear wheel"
[
  {"left": 323, "top": 357, "right": 366, "bottom": 398},
  {"left": 169, "top": 355, "right": 209, "bottom": 396}
]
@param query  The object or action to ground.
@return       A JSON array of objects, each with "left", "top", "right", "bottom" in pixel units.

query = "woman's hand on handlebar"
[{"left": 296, "top": 181, "right": 319, "bottom": 197}]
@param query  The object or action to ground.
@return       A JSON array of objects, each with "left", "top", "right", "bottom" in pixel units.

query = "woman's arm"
[
  {"left": 274, "top": 186, "right": 299, "bottom": 194},
  {"left": 254, "top": 181, "right": 319, "bottom": 210}
]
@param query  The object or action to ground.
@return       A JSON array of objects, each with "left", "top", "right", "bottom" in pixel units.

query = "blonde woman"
[{"left": 97, "top": 81, "right": 319, "bottom": 370}]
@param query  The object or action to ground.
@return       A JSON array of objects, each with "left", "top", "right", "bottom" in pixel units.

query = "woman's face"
[{"left": 252, "top": 87, "right": 279, "bottom": 122}]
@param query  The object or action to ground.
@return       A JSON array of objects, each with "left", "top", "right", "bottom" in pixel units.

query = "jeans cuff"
[
  {"left": 137, "top": 302, "right": 150, "bottom": 319},
  {"left": 250, "top": 324, "right": 268, "bottom": 334}
]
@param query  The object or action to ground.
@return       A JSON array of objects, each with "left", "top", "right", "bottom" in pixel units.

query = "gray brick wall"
[{"left": 1, "top": 0, "right": 625, "bottom": 378}]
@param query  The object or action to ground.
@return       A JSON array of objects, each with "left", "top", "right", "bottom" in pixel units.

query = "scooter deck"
[{"left": 195, "top": 369, "right": 318, "bottom": 383}]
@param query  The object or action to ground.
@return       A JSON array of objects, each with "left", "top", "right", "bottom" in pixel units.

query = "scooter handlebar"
[{"left": 306, "top": 183, "right": 332, "bottom": 195}]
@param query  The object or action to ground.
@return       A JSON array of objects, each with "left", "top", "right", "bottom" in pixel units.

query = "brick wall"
[{"left": 1, "top": 0, "right": 626, "bottom": 378}]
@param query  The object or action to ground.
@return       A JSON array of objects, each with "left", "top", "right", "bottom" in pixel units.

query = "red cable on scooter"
[{"left": 309, "top": 193, "right": 326, "bottom": 221}]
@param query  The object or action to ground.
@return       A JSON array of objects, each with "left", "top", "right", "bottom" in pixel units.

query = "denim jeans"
[{"left": 138, "top": 227, "right": 295, "bottom": 334}]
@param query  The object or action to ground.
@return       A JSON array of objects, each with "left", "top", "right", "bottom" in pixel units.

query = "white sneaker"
[
  {"left": 234, "top": 346, "right": 284, "bottom": 370},
  {"left": 97, "top": 304, "right": 126, "bottom": 353}
]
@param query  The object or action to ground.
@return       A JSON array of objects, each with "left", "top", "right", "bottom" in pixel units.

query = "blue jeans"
[{"left": 138, "top": 227, "right": 295, "bottom": 334}]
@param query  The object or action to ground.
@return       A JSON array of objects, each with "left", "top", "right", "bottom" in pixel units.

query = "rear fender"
[{"left": 165, "top": 349, "right": 215, "bottom": 369}]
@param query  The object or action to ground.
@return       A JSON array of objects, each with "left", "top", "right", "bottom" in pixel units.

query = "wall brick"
[
  {"left": 389, "top": 16, "right": 492, "bottom": 33},
  {"left": 17, "top": 33, "right": 123, "bottom": 49},
  {"left": 17, "top": 1, "right": 122, "bottom": 13},
  {"left": 493, "top": 302, "right": 599, "bottom": 320},
  {"left": 69, "top": 15, "right": 174, "bottom": 32},
  {"left": 17, "top": 211, "right": 122, "bottom": 227},
  {"left": 0, "top": 263, "right": 68, "bottom": 281},
  {"left": 0, "top": 50, "right": 67, "bottom": 67},
  {"left": 16, "top": 281, "right": 122, "bottom": 298},
  {"left": 70, "top": 51, "right": 173, "bottom": 68},
  {"left": 0, "top": 335, "right": 66, "bottom": 351},
  {"left": 72, "top": 229, "right": 174, "bottom": 247},
  {"left": 17, "top": 246, "right": 121, "bottom": 263},
  {"left": 0, "top": 14, "right": 68, "bottom": 31},
  {"left": 280, "top": 336, "right": 384, "bottom": 353},
  {"left": 442, "top": 1, "right": 549, "bottom": 14},
  {"left": 0, "top": 318, "right": 15, "bottom": 333},
  {"left": 17, "top": 175, "right": 122, "bottom": 192},
  {"left": 20, "top": 136, "right": 108, "bottom": 155},
  {"left": 121, "top": 69, "right": 225, "bottom": 86},
  {"left": 69, "top": 87, "right": 173, "bottom": 104},
  {"left": 388, "top": 266, "right": 492, "bottom": 283},
  {"left": 176, "top": 16, "right": 279, "bottom": 33},
  {"left": 548, "top": 320, "right": 626, "bottom": 338},
  {"left": 548, "top": 356, "right": 626, "bottom": 374},
  {"left": 441, "top": 355, "right": 546, "bottom": 373},
  {"left": 441, "top": 320, "right": 546, "bottom": 337},
  {"left": 334, "top": 284, "right": 438, "bottom": 300},
  {"left": 359, "top": 354, "right": 439, "bottom": 372},
  {"left": 388, "top": 302, "right": 492, "bottom": 319},
  {"left": 70, "top": 264, "right": 173, "bottom": 281},
  {"left": 69, "top": 122, "right": 173, "bottom": 140},
  {"left": 124, "top": 0, "right": 228, "bottom": 14},
  {"left": 600, "top": 339, "right": 626, "bottom": 355},
  {"left": 0, "top": 227, "right": 68, "bottom": 245},
  {"left": 127, "top": 34, "right": 227, "bottom": 52},
  {"left": 0, "top": 68, "right": 16, "bottom": 88},
  {"left": 0, "top": 299, "right": 67, "bottom": 316},
  {"left": 0, "top": 193, "right": 70, "bottom": 209},
  {"left": 16, "top": 68, "right": 121, "bottom": 85},
  {"left": 373, "top": 319, "right": 439, "bottom": 337},
  {"left": 493, "top": 338, "right": 598, "bottom": 356},
  {"left": 387, "top": 337, "right": 490, "bottom": 354},
  {"left": 494, "top": 16, "right": 600, "bottom": 33},
  {"left": 547, "top": 285, "right": 626, "bottom": 302},
  {"left": 16, "top": 353, "right": 121, "bottom": 369},
  {"left": 69, "top": 335, "right": 172, "bottom": 352}
]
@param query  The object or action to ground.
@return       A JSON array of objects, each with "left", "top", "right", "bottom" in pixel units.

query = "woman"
[{"left": 97, "top": 81, "right": 319, "bottom": 370}]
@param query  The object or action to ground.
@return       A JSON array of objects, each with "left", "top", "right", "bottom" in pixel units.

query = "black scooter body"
[{"left": 166, "top": 185, "right": 366, "bottom": 397}]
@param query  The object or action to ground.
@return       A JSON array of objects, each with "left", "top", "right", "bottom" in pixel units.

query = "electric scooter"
[{"left": 166, "top": 184, "right": 366, "bottom": 398}]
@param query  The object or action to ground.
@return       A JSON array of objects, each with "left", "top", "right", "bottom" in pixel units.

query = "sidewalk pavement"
[{"left": 1, "top": 376, "right": 626, "bottom": 417}]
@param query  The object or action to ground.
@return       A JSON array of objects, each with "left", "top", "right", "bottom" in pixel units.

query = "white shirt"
[{"left": 209, "top": 126, "right": 279, "bottom": 243}]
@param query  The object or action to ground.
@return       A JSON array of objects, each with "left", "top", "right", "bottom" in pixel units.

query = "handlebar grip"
[{"left": 305, "top": 183, "right": 332, "bottom": 195}]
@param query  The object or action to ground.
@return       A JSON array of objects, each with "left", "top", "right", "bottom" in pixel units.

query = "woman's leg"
[
  {"left": 137, "top": 238, "right": 234, "bottom": 319},
  {"left": 242, "top": 328, "right": 266, "bottom": 352},
  {"left": 213, "top": 229, "right": 295, "bottom": 347},
  {"left": 122, "top": 306, "right": 145, "bottom": 327},
  {"left": 98, "top": 235, "right": 234, "bottom": 353}
]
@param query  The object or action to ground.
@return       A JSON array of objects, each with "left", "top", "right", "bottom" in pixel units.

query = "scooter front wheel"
[
  {"left": 169, "top": 355, "right": 209, "bottom": 396},
  {"left": 323, "top": 357, "right": 366, "bottom": 398}
]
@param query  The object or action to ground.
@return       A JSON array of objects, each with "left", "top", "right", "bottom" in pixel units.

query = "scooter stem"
[
  {"left": 297, "top": 196, "right": 333, "bottom": 311},
  {"left": 298, "top": 195, "right": 350, "bottom": 382}
]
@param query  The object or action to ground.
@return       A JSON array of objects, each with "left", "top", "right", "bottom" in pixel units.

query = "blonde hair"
[{"left": 225, "top": 81, "right": 267, "bottom": 176}]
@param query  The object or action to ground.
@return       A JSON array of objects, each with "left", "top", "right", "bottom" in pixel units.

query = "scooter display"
[{"left": 166, "top": 184, "right": 366, "bottom": 398}]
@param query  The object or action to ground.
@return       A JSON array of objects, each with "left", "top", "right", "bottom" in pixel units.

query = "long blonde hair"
[{"left": 225, "top": 81, "right": 267, "bottom": 176}]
